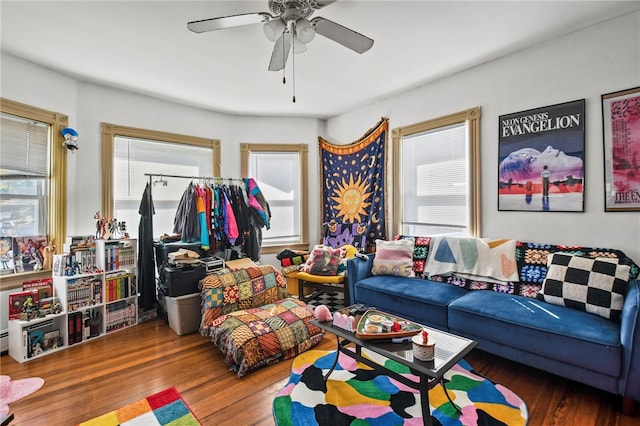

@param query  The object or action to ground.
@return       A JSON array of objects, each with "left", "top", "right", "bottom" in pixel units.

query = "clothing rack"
[{"left": 144, "top": 173, "right": 245, "bottom": 185}]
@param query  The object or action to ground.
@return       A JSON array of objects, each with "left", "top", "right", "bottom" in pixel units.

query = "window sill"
[{"left": 0, "top": 270, "right": 52, "bottom": 291}]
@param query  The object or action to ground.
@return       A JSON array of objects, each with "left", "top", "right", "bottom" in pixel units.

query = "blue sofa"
[{"left": 346, "top": 240, "right": 640, "bottom": 410}]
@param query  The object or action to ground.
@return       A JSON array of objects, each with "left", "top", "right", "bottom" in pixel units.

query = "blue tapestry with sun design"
[{"left": 319, "top": 118, "right": 388, "bottom": 251}]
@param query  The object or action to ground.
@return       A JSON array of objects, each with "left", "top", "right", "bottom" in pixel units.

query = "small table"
[{"left": 312, "top": 314, "right": 477, "bottom": 426}]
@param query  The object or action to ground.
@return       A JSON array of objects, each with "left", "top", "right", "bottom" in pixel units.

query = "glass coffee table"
[{"left": 311, "top": 308, "right": 477, "bottom": 426}]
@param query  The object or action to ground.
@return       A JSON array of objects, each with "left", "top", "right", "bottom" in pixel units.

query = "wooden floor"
[{"left": 1, "top": 317, "right": 638, "bottom": 426}]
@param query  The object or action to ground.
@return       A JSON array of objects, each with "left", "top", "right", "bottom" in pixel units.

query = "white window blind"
[
  {"left": 0, "top": 113, "right": 49, "bottom": 177},
  {"left": 113, "top": 136, "right": 213, "bottom": 239},
  {"left": 401, "top": 123, "right": 468, "bottom": 236},
  {"left": 250, "top": 152, "right": 300, "bottom": 245}
]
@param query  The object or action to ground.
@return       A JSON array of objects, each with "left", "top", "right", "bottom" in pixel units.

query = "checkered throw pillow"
[{"left": 537, "top": 253, "right": 631, "bottom": 322}]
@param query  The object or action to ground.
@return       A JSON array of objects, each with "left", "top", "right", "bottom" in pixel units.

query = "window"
[
  {"left": 102, "top": 124, "right": 220, "bottom": 239},
  {"left": 392, "top": 107, "right": 481, "bottom": 237},
  {"left": 0, "top": 98, "right": 68, "bottom": 289},
  {"left": 241, "top": 144, "right": 308, "bottom": 253}
]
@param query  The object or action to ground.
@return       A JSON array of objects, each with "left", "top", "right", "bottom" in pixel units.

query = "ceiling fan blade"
[
  {"left": 311, "top": 17, "right": 374, "bottom": 54},
  {"left": 268, "top": 32, "right": 292, "bottom": 71},
  {"left": 188, "top": 12, "right": 271, "bottom": 33}
]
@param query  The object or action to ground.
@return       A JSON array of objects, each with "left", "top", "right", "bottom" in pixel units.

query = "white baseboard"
[{"left": 0, "top": 329, "right": 8, "bottom": 354}]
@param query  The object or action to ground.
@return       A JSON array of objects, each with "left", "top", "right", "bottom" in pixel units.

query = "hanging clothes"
[
  {"left": 244, "top": 178, "right": 271, "bottom": 229},
  {"left": 138, "top": 182, "right": 156, "bottom": 311},
  {"left": 196, "top": 185, "right": 210, "bottom": 251},
  {"left": 167, "top": 178, "right": 271, "bottom": 261},
  {"left": 173, "top": 183, "right": 199, "bottom": 242}
]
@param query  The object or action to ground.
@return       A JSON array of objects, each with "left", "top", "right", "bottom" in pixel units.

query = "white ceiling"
[{"left": 2, "top": 1, "right": 639, "bottom": 119}]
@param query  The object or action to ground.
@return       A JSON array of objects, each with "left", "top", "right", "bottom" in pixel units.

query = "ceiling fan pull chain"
[{"left": 282, "top": 27, "right": 287, "bottom": 84}]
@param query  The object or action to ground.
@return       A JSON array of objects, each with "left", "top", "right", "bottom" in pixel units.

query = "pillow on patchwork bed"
[
  {"left": 537, "top": 252, "right": 631, "bottom": 322},
  {"left": 203, "top": 297, "right": 324, "bottom": 377},
  {"left": 515, "top": 241, "right": 639, "bottom": 299},
  {"left": 372, "top": 238, "right": 416, "bottom": 277},
  {"left": 200, "top": 264, "right": 289, "bottom": 329}
]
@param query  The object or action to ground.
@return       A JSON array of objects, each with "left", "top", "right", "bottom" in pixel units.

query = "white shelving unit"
[
  {"left": 8, "top": 238, "right": 138, "bottom": 363},
  {"left": 97, "top": 239, "right": 138, "bottom": 334}
]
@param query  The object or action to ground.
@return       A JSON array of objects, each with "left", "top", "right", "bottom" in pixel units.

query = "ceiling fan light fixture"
[
  {"left": 295, "top": 18, "right": 315, "bottom": 43},
  {"left": 293, "top": 35, "right": 307, "bottom": 54},
  {"left": 263, "top": 19, "right": 285, "bottom": 42}
]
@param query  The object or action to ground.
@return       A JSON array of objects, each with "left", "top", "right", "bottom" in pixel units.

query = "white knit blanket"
[{"left": 425, "top": 236, "right": 519, "bottom": 283}]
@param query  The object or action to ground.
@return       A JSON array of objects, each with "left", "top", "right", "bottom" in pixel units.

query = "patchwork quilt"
[
  {"left": 200, "top": 264, "right": 289, "bottom": 329},
  {"left": 204, "top": 298, "right": 324, "bottom": 377}
]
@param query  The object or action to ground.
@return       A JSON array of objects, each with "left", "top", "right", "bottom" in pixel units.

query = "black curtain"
[{"left": 138, "top": 182, "right": 156, "bottom": 311}]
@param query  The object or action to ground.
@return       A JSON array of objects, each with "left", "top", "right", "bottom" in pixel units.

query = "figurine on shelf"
[
  {"left": 108, "top": 218, "right": 121, "bottom": 239},
  {"left": 94, "top": 211, "right": 107, "bottom": 239},
  {"left": 118, "top": 221, "right": 129, "bottom": 238},
  {"left": 21, "top": 296, "right": 39, "bottom": 321}
]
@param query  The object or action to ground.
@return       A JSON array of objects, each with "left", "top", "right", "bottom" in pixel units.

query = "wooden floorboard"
[{"left": 1, "top": 317, "right": 638, "bottom": 425}]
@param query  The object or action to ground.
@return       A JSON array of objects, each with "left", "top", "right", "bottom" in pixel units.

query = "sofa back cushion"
[{"left": 537, "top": 253, "right": 631, "bottom": 322}]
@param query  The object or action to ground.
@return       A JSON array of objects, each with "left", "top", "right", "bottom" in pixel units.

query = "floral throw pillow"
[
  {"left": 300, "top": 245, "right": 345, "bottom": 276},
  {"left": 372, "top": 238, "right": 415, "bottom": 277}
]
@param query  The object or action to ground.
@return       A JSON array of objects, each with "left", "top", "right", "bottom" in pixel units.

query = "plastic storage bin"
[
  {"left": 166, "top": 293, "right": 201, "bottom": 335},
  {"left": 164, "top": 265, "right": 206, "bottom": 297}
]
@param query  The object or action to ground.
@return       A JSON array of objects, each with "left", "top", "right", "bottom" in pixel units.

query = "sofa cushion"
[
  {"left": 448, "top": 290, "right": 622, "bottom": 377},
  {"left": 537, "top": 253, "right": 630, "bottom": 322},
  {"left": 515, "top": 241, "right": 639, "bottom": 299},
  {"left": 372, "top": 238, "right": 415, "bottom": 277},
  {"left": 354, "top": 276, "right": 467, "bottom": 329}
]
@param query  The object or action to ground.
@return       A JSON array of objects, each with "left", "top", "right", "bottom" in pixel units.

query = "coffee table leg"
[
  {"left": 323, "top": 334, "right": 342, "bottom": 382},
  {"left": 420, "top": 375, "right": 433, "bottom": 426}
]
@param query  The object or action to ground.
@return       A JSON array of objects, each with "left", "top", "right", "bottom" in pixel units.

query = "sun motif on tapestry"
[{"left": 330, "top": 174, "right": 372, "bottom": 223}]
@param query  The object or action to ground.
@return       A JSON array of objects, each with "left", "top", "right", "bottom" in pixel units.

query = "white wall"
[{"left": 326, "top": 11, "right": 640, "bottom": 263}]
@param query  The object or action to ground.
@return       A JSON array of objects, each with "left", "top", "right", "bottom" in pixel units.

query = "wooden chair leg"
[{"left": 298, "top": 279, "right": 306, "bottom": 303}]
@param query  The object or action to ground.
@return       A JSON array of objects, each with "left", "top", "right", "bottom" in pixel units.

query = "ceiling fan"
[{"left": 187, "top": 0, "right": 374, "bottom": 72}]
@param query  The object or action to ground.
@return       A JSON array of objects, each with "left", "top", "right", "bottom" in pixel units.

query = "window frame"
[
  {"left": 391, "top": 107, "right": 481, "bottom": 237},
  {"left": 240, "top": 143, "right": 309, "bottom": 254},
  {"left": 0, "top": 98, "right": 68, "bottom": 290},
  {"left": 101, "top": 123, "right": 220, "bottom": 222}
]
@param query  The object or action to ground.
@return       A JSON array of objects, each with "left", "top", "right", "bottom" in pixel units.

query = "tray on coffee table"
[{"left": 355, "top": 309, "right": 423, "bottom": 340}]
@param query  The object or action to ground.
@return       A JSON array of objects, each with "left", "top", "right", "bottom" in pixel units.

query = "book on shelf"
[
  {"left": 105, "top": 272, "right": 135, "bottom": 302},
  {"left": 23, "top": 277, "right": 53, "bottom": 301},
  {"left": 65, "top": 235, "right": 96, "bottom": 249},
  {"left": 12, "top": 235, "right": 47, "bottom": 273},
  {"left": 0, "top": 236, "right": 16, "bottom": 275},
  {"left": 23, "top": 319, "right": 58, "bottom": 358},
  {"left": 66, "top": 276, "right": 103, "bottom": 311}
]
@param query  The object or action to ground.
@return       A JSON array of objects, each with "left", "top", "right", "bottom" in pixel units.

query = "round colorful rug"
[{"left": 273, "top": 349, "right": 528, "bottom": 425}]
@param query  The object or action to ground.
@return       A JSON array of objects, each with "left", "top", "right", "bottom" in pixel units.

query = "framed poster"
[
  {"left": 601, "top": 87, "right": 640, "bottom": 211},
  {"left": 498, "top": 99, "right": 585, "bottom": 212}
]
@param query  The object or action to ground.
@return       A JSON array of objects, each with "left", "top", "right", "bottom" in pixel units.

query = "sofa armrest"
[
  {"left": 346, "top": 254, "right": 375, "bottom": 304},
  {"left": 619, "top": 278, "right": 640, "bottom": 400}
]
